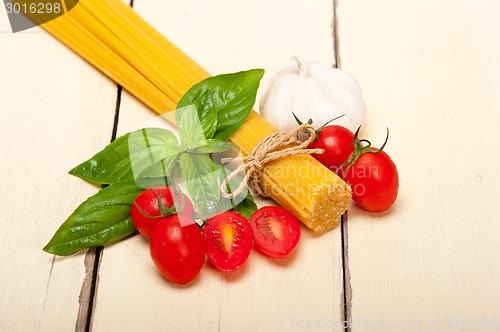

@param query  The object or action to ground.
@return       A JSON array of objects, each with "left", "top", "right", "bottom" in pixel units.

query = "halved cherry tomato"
[
  {"left": 149, "top": 216, "right": 205, "bottom": 284},
  {"left": 203, "top": 211, "right": 252, "bottom": 272},
  {"left": 308, "top": 125, "right": 355, "bottom": 175},
  {"left": 131, "top": 186, "right": 194, "bottom": 238},
  {"left": 249, "top": 206, "right": 300, "bottom": 258}
]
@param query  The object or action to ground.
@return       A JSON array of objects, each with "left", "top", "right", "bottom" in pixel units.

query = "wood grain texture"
[
  {"left": 90, "top": 0, "right": 346, "bottom": 331},
  {"left": 5, "top": 0, "right": 498, "bottom": 330},
  {"left": 337, "top": 0, "right": 500, "bottom": 330},
  {"left": 0, "top": 14, "right": 118, "bottom": 332}
]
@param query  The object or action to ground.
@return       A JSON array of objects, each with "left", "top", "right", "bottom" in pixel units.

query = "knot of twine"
[{"left": 220, "top": 123, "right": 324, "bottom": 199}]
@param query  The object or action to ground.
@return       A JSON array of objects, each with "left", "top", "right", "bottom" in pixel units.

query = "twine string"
[{"left": 220, "top": 123, "right": 324, "bottom": 199}]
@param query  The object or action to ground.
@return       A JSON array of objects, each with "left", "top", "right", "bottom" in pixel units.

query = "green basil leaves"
[
  {"left": 180, "top": 153, "right": 222, "bottom": 218},
  {"left": 69, "top": 128, "right": 180, "bottom": 185},
  {"left": 177, "top": 69, "right": 265, "bottom": 141},
  {"left": 46, "top": 69, "right": 264, "bottom": 256},
  {"left": 44, "top": 179, "right": 164, "bottom": 256}
]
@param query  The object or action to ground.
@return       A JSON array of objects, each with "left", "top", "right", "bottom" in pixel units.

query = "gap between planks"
[
  {"left": 74, "top": 85, "right": 123, "bottom": 332},
  {"left": 333, "top": 0, "right": 353, "bottom": 330}
]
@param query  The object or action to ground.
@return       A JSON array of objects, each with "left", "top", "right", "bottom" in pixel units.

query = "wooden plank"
[
  {"left": 90, "top": 0, "right": 347, "bottom": 331},
  {"left": 337, "top": 0, "right": 500, "bottom": 330},
  {"left": 0, "top": 15, "right": 119, "bottom": 332}
]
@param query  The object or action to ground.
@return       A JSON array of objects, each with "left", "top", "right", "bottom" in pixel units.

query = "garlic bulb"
[{"left": 259, "top": 55, "right": 365, "bottom": 134}]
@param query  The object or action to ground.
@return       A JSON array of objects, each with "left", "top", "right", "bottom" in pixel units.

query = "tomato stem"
[
  {"left": 134, "top": 185, "right": 186, "bottom": 219},
  {"left": 339, "top": 126, "right": 390, "bottom": 178},
  {"left": 133, "top": 201, "right": 164, "bottom": 219},
  {"left": 292, "top": 112, "right": 345, "bottom": 142}
]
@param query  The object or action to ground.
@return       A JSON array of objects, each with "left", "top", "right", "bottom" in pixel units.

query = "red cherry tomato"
[
  {"left": 131, "top": 186, "right": 194, "bottom": 238},
  {"left": 343, "top": 148, "right": 399, "bottom": 212},
  {"left": 203, "top": 211, "right": 252, "bottom": 272},
  {"left": 308, "top": 125, "right": 355, "bottom": 174},
  {"left": 149, "top": 216, "right": 205, "bottom": 284},
  {"left": 249, "top": 206, "right": 300, "bottom": 258}
]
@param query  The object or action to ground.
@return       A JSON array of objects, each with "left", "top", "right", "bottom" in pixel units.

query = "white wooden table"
[{"left": 1, "top": 0, "right": 499, "bottom": 331}]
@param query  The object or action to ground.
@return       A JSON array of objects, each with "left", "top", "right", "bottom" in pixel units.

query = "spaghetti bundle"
[{"left": 35, "top": 0, "right": 351, "bottom": 231}]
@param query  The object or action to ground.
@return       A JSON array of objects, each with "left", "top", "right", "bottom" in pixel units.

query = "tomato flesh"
[
  {"left": 131, "top": 186, "right": 194, "bottom": 238},
  {"left": 149, "top": 216, "right": 205, "bottom": 284},
  {"left": 249, "top": 206, "right": 300, "bottom": 258},
  {"left": 204, "top": 211, "right": 252, "bottom": 272},
  {"left": 342, "top": 148, "right": 399, "bottom": 212}
]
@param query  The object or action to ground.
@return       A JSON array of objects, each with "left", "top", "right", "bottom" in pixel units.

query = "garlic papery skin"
[{"left": 259, "top": 55, "right": 366, "bottom": 134}]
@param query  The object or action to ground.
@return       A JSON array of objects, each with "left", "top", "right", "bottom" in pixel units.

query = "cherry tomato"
[
  {"left": 343, "top": 148, "right": 399, "bottom": 212},
  {"left": 308, "top": 125, "right": 355, "bottom": 174},
  {"left": 131, "top": 186, "right": 194, "bottom": 238},
  {"left": 249, "top": 206, "right": 300, "bottom": 258},
  {"left": 203, "top": 211, "right": 252, "bottom": 272},
  {"left": 149, "top": 216, "right": 205, "bottom": 284}
]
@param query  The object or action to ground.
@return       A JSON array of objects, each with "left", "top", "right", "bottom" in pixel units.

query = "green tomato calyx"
[
  {"left": 134, "top": 187, "right": 186, "bottom": 219},
  {"left": 292, "top": 112, "right": 346, "bottom": 142},
  {"left": 340, "top": 126, "right": 389, "bottom": 178}
]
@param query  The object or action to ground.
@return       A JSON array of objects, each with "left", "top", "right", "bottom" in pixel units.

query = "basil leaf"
[
  {"left": 177, "top": 89, "right": 217, "bottom": 140},
  {"left": 216, "top": 165, "right": 257, "bottom": 219},
  {"left": 233, "top": 194, "right": 258, "bottom": 220},
  {"left": 69, "top": 128, "right": 179, "bottom": 184},
  {"left": 43, "top": 179, "right": 163, "bottom": 256},
  {"left": 216, "top": 189, "right": 257, "bottom": 220},
  {"left": 193, "top": 139, "right": 233, "bottom": 154},
  {"left": 177, "top": 69, "right": 265, "bottom": 141},
  {"left": 179, "top": 153, "right": 224, "bottom": 218},
  {"left": 176, "top": 105, "right": 206, "bottom": 150},
  {"left": 128, "top": 128, "right": 180, "bottom": 182}
]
